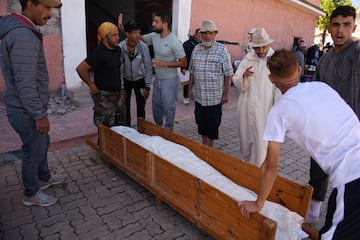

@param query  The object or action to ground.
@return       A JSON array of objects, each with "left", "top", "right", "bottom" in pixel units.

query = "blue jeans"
[
  {"left": 152, "top": 76, "right": 179, "bottom": 131},
  {"left": 6, "top": 106, "right": 51, "bottom": 197}
]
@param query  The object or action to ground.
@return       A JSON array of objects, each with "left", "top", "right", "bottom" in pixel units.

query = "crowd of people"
[{"left": 1, "top": 0, "right": 360, "bottom": 238}]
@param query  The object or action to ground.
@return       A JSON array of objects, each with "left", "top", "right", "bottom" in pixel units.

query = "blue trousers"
[
  {"left": 152, "top": 77, "right": 179, "bottom": 131},
  {"left": 6, "top": 106, "right": 51, "bottom": 197}
]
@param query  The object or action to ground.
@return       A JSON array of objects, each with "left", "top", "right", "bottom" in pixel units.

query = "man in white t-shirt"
[{"left": 238, "top": 49, "right": 360, "bottom": 240}]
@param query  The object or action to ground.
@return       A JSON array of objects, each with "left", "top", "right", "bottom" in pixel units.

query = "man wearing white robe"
[{"left": 232, "top": 28, "right": 281, "bottom": 166}]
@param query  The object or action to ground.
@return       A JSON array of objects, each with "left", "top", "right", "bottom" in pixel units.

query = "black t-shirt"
[{"left": 85, "top": 43, "right": 122, "bottom": 91}]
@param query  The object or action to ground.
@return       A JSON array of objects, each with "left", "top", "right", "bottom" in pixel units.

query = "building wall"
[
  {"left": 189, "top": 0, "right": 321, "bottom": 62},
  {"left": 0, "top": 0, "right": 323, "bottom": 93},
  {"left": 0, "top": 0, "right": 64, "bottom": 93}
]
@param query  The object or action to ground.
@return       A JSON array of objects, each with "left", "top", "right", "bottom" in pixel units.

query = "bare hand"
[
  {"left": 118, "top": 13, "right": 123, "bottom": 28},
  {"left": 189, "top": 89, "right": 194, "bottom": 100},
  {"left": 238, "top": 200, "right": 262, "bottom": 219},
  {"left": 121, "top": 89, "right": 127, "bottom": 99},
  {"left": 89, "top": 84, "right": 99, "bottom": 95},
  {"left": 152, "top": 59, "right": 166, "bottom": 68},
  {"left": 243, "top": 66, "right": 254, "bottom": 79},
  {"left": 36, "top": 117, "right": 50, "bottom": 134},
  {"left": 221, "top": 94, "right": 229, "bottom": 104},
  {"left": 143, "top": 89, "right": 150, "bottom": 100}
]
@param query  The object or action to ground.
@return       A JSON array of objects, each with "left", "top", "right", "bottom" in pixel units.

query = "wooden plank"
[
  {"left": 198, "top": 181, "right": 276, "bottom": 240},
  {"left": 151, "top": 155, "right": 199, "bottom": 218},
  {"left": 125, "top": 139, "right": 149, "bottom": 183}
]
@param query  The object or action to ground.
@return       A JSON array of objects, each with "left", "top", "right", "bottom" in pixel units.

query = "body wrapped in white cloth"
[{"left": 111, "top": 126, "right": 307, "bottom": 240}]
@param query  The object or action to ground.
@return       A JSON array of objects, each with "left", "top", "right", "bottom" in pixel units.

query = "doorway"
[{"left": 85, "top": 0, "right": 172, "bottom": 54}]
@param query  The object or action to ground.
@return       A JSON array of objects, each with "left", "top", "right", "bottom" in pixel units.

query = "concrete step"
[{"left": 67, "top": 83, "right": 93, "bottom": 108}]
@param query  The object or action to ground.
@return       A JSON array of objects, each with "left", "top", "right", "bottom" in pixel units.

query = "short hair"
[
  {"left": 152, "top": 11, "right": 172, "bottom": 26},
  {"left": 330, "top": 6, "right": 356, "bottom": 22},
  {"left": 124, "top": 21, "right": 142, "bottom": 33},
  {"left": 19, "top": 0, "right": 39, "bottom": 10},
  {"left": 194, "top": 28, "right": 201, "bottom": 34},
  {"left": 267, "top": 49, "right": 298, "bottom": 78}
]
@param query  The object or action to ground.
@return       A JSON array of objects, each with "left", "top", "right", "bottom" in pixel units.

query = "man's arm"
[
  {"left": 222, "top": 76, "right": 232, "bottom": 104},
  {"left": 188, "top": 73, "right": 195, "bottom": 100},
  {"left": 118, "top": 13, "right": 144, "bottom": 41},
  {"left": 76, "top": 61, "right": 98, "bottom": 95},
  {"left": 152, "top": 56, "right": 187, "bottom": 68},
  {"left": 238, "top": 141, "right": 281, "bottom": 219}
]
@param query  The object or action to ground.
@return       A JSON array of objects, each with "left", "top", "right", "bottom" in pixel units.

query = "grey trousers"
[{"left": 152, "top": 76, "right": 179, "bottom": 131}]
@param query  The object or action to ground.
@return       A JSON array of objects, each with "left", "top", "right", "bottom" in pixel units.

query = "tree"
[{"left": 318, "top": 0, "right": 354, "bottom": 46}]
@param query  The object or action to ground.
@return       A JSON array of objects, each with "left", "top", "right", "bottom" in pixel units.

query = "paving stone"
[
  {"left": 78, "top": 225, "right": 109, "bottom": 240},
  {"left": 30, "top": 206, "right": 49, "bottom": 221},
  {"left": 19, "top": 223, "right": 40, "bottom": 239},
  {"left": 114, "top": 208, "right": 136, "bottom": 226},
  {"left": 75, "top": 215, "right": 103, "bottom": 234},
  {"left": 113, "top": 222, "right": 142, "bottom": 239},
  {"left": 125, "top": 230, "right": 155, "bottom": 240},
  {"left": 61, "top": 198, "right": 89, "bottom": 212},
  {"left": 2, "top": 214, "right": 34, "bottom": 231},
  {"left": 1, "top": 228, "right": 23, "bottom": 240},
  {"left": 101, "top": 212, "right": 123, "bottom": 231},
  {"left": 152, "top": 226, "right": 185, "bottom": 240},
  {"left": 139, "top": 217, "right": 163, "bottom": 236},
  {"left": 59, "top": 228, "right": 80, "bottom": 240},
  {"left": 65, "top": 208, "right": 85, "bottom": 226}
]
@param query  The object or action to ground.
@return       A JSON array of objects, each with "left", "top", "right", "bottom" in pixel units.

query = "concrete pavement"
[{"left": 0, "top": 85, "right": 330, "bottom": 240}]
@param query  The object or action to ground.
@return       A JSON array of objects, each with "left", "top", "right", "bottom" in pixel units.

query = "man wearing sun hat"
[
  {"left": 188, "top": 19, "right": 233, "bottom": 147},
  {"left": 0, "top": 0, "right": 64, "bottom": 207},
  {"left": 232, "top": 28, "right": 281, "bottom": 167}
]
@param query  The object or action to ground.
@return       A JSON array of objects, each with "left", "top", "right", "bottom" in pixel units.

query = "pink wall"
[
  {"left": 0, "top": 1, "right": 64, "bottom": 94},
  {"left": 43, "top": 34, "right": 65, "bottom": 91},
  {"left": 0, "top": 1, "right": 6, "bottom": 16},
  {"left": 190, "top": 0, "right": 320, "bottom": 61}
]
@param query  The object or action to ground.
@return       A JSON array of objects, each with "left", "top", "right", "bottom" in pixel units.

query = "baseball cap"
[{"left": 20, "top": 0, "right": 62, "bottom": 8}]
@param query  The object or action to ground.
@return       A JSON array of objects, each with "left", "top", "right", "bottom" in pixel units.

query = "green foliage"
[{"left": 318, "top": 0, "right": 355, "bottom": 31}]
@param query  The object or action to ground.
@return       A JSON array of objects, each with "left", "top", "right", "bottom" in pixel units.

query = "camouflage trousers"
[{"left": 91, "top": 90, "right": 127, "bottom": 127}]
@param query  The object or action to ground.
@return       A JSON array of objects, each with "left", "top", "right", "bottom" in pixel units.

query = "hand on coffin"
[{"left": 238, "top": 200, "right": 262, "bottom": 219}]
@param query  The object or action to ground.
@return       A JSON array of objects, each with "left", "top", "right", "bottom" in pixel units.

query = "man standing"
[
  {"left": 188, "top": 20, "right": 233, "bottom": 147},
  {"left": 119, "top": 21, "right": 152, "bottom": 126},
  {"left": 0, "top": 0, "right": 65, "bottom": 206},
  {"left": 232, "top": 28, "right": 281, "bottom": 167},
  {"left": 76, "top": 21, "right": 126, "bottom": 127},
  {"left": 306, "top": 5, "right": 360, "bottom": 224},
  {"left": 142, "top": 11, "right": 187, "bottom": 131},
  {"left": 238, "top": 49, "right": 360, "bottom": 240},
  {"left": 181, "top": 28, "right": 202, "bottom": 105},
  {"left": 295, "top": 41, "right": 307, "bottom": 81}
]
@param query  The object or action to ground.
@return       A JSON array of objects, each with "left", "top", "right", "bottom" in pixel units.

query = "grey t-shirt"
[
  {"left": 315, "top": 41, "right": 360, "bottom": 118},
  {"left": 143, "top": 32, "right": 185, "bottom": 79}
]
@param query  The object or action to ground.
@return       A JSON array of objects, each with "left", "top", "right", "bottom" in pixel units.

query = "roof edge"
[{"left": 281, "top": 0, "right": 325, "bottom": 16}]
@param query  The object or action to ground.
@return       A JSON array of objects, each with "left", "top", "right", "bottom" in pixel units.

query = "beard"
[
  {"left": 202, "top": 40, "right": 214, "bottom": 47},
  {"left": 154, "top": 28, "right": 163, "bottom": 34}
]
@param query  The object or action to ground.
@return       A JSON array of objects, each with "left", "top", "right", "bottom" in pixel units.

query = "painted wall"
[
  {"left": 61, "top": 0, "right": 87, "bottom": 89},
  {"left": 189, "top": 0, "right": 320, "bottom": 61},
  {"left": 0, "top": 0, "right": 64, "bottom": 93},
  {"left": 0, "top": 0, "right": 323, "bottom": 93}
]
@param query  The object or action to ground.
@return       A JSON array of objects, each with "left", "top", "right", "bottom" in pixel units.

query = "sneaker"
[
  {"left": 22, "top": 191, "right": 58, "bottom": 207},
  {"left": 39, "top": 174, "right": 65, "bottom": 190},
  {"left": 183, "top": 98, "right": 189, "bottom": 105}
]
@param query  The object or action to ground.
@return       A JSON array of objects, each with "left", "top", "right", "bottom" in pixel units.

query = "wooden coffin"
[{"left": 88, "top": 119, "right": 313, "bottom": 240}]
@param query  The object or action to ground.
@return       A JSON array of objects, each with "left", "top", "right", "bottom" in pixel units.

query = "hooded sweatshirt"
[{"left": 0, "top": 14, "right": 49, "bottom": 120}]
